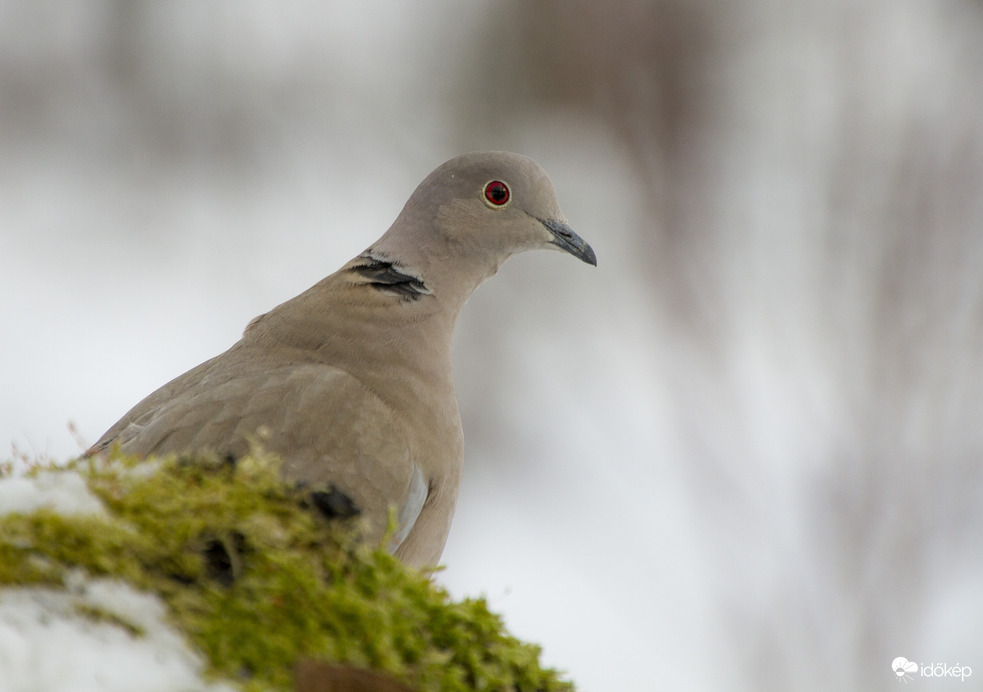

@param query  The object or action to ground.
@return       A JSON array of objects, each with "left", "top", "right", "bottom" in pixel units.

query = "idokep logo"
[
  {"left": 893, "top": 657, "right": 973, "bottom": 683},
  {"left": 894, "top": 658, "right": 918, "bottom": 683}
]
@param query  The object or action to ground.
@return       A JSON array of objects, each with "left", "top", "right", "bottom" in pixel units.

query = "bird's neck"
[
  {"left": 365, "top": 212, "right": 507, "bottom": 312},
  {"left": 244, "top": 264, "right": 466, "bottom": 400}
]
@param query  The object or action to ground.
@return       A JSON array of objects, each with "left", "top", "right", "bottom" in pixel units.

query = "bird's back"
[{"left": 85, "top": 274, "right": 463, "bottom": 566}]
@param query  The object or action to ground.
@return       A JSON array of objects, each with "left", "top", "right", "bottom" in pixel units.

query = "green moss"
[{"left": 0, "top": 453, "right": 574, "bottom": 692}]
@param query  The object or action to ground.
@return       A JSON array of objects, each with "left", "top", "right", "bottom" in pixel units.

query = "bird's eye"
[{"left": 483, "top": 180, "right": 510, "bottom": 207}]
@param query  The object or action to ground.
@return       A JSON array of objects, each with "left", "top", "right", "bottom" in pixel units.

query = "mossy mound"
[{"left": 0, "top": 453, "right": 574, "bottom": 691}]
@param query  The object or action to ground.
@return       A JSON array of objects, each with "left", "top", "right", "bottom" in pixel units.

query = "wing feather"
[{"left": 92, "top": 359, "right": 427, "bottom": 548}]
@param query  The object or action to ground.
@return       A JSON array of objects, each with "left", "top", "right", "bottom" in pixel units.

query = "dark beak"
[{"left": 539, "top": 218, "right": 597, "bottom": 266}]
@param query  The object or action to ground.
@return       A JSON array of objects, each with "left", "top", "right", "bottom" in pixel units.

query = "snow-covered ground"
[{"left": 0, "top": 469, "right": 236, "bottom": 692}]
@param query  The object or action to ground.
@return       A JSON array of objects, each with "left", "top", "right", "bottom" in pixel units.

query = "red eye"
[{"left": 483, "top": 180, "right": 510, "bottom": 206}]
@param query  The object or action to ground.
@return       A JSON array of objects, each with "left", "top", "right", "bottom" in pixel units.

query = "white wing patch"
[{"left": 390, "top": 466, "right": 428, "bottom": 550}]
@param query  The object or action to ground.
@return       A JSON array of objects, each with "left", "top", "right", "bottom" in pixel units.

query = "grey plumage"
[{"left": 86, "top": 151, "right": 596, "bottom": 567}]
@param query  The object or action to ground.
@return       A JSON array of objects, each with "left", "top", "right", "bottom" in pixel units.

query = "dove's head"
[{"left": 373, "top": 152, "right": 596, "bottom": 302}]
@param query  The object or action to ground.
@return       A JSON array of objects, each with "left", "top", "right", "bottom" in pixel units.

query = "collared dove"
[{"left": 85, "top": 151, "right": 596, "bottom": 567}]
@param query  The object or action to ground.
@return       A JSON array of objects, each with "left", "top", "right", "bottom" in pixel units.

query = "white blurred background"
[{"left": 3, "top": 2, "right": 983, "bottom": 690}]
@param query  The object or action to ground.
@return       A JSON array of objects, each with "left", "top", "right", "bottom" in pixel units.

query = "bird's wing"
[
  {"left": 85, "top": 354, "right": 224, "bottom": 457},
  {"left": 92, "top": 359, "right": 425, "bottom": 550}
]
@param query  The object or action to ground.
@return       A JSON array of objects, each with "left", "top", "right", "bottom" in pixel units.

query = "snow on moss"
[{"left": 0, "top": 454, "right": 574, "bottom": 692}]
